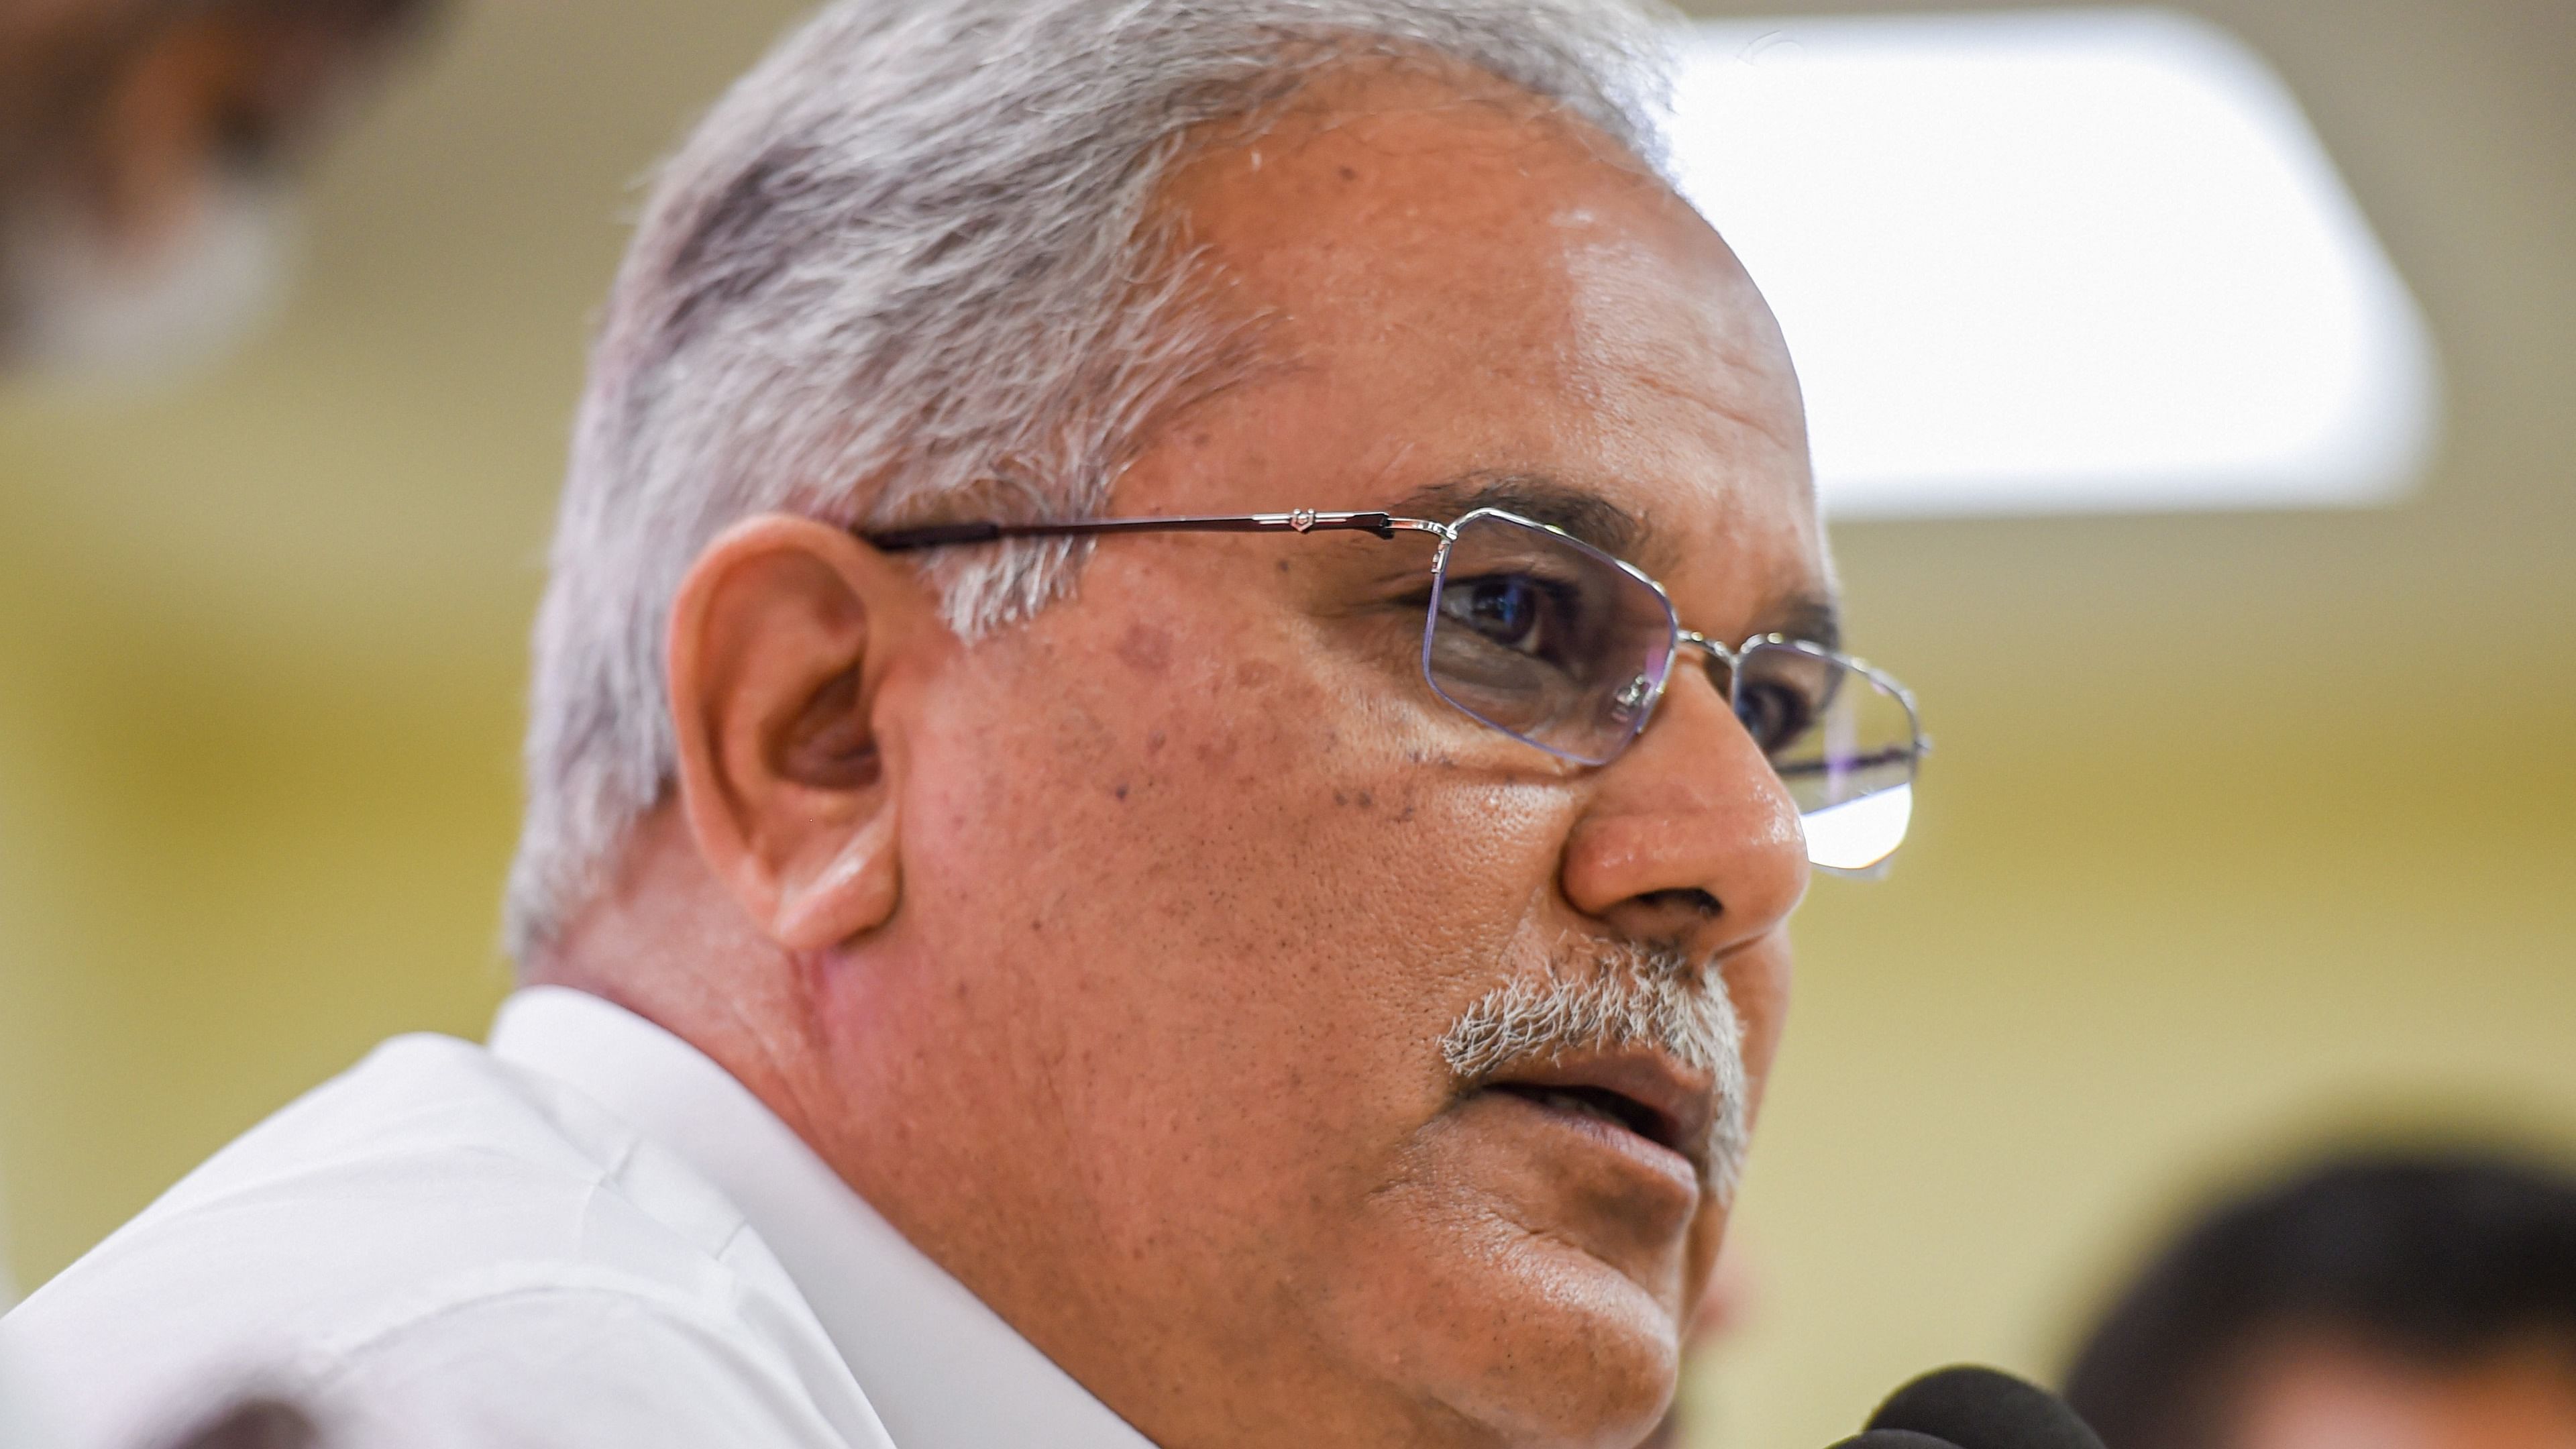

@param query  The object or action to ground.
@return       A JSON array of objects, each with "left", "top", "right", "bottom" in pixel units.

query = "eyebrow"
[
  {"left": 1390, "top": 470, "right": 1843, "bottom": 650},
  {"left": 1766, "top": 594, "right": 1843, "bottom": 653},
  {"left": 1390, "top": 472, "right": 1647, "bottom": 560}
]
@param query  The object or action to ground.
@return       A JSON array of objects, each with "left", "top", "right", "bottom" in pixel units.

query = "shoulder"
[
  {"left": 3, "top": 1033, "right": 883, "bottom": 1448},
  {"left": 297, "top": 1265, "right": 890, "bottom": 1449},
  {"left": 13, "top": 1268, "right": 885, "bottom": 1449}
]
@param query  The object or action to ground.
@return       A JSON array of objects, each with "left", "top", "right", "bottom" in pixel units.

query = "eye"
[
  {"left": 1733, "top": 678, "right": 1818, "bottom": 754},
  {"left": 1440, "top": 574, "right": 1561, "bottom": 655}
]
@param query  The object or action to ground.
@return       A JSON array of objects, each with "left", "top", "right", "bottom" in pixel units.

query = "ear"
[{"left": 665, "top": 515, "right": 934, "bottom": 952}]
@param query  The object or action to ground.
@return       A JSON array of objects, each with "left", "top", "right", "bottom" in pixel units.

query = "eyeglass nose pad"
[{"left": 1608, "top": 673, "right": 1656, "bottom": 724}]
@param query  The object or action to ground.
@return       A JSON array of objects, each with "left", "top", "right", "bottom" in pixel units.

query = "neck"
[{"left": 523, "top": 804, "right": 841, "bottom": 1157}]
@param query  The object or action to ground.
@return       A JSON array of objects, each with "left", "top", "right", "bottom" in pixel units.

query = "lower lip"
[{"left": 1474, "top": 1087, "right": 1701, "bottom": 1194}]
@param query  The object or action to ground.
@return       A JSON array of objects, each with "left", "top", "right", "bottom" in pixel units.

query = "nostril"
[{"left": 1639, "top": 887, "right": 1722, "bottom": 918}]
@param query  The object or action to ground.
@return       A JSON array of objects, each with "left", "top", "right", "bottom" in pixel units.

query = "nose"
[{"left": 1558, "top": 663, "right": 1811, "bottom": 957}]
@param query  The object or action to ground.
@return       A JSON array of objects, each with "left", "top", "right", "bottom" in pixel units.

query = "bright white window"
[{"left": 1668, "top": 8, "right": 2440, "bottom": 516}]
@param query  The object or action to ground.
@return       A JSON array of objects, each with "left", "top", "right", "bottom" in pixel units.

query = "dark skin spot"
[
  {"left": 1117, "top": 623, "right": 1173, "bottom": 676},
  {"left": 1338, "top": 165, "right": 1358, "bottom": 181},
  {"left": 1114, "top": 783, "right": 1131, "bottom": 801},
  {"left": 1354, "top": 790, "right": 1373, "bottom": 810},
  {"left": 1146, "top": 730, "right": 1167, "bottom": 756}
]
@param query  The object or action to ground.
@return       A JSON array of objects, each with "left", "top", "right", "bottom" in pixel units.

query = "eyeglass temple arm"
[
  {"left": 861, "top": 511, "right": 1442, "bottom": 552},
  {"left": 1772, "top": 747, "right": 1921, "bottom": 777}
]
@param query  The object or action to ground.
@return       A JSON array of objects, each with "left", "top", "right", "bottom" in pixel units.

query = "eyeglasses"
[{"left": 866, "top": 506, "right": 1926, "bottom": 874}]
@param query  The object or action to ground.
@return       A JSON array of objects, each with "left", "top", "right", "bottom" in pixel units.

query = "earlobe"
[
  {"left": 769, "top": 806, "right": 902, "bottom": 951},
  {"left": 665, "top": 515, "right": 924, "bottom": 953}
]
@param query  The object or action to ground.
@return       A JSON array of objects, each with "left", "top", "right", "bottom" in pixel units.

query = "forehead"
[{"left": 1147, "top": 58, "right": 1829, "bottom": 621}]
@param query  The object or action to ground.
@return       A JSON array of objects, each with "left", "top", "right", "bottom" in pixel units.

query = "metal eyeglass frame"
[{"left": 864, "top": 506, "right": 1926, "bottom": 867}]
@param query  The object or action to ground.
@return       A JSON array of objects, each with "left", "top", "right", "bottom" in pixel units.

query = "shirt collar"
[{"left": 489, "top": 985, "right": 1157, "bottom": 1449}]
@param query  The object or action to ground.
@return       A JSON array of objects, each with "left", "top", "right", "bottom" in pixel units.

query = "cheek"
[{"left": 895, "top": 614, "right": 1570, "bottom": 1213}]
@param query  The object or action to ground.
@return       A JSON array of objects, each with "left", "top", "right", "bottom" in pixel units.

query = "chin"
[
  {"left": 1344, "top": 1223, "right": 1685, "bottom": 1449},
  {"left": 1479, "top": 1258, "right": 1682, "bottom": 1447}
]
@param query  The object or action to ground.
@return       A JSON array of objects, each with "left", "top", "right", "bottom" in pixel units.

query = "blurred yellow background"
[{"left": 1, "top": 1, "right": 2569, "bottom": 1445}]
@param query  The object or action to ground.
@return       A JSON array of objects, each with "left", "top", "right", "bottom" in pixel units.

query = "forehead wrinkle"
[{"left": 1627, "top": 354, "right": 1809, "bottom": 464}]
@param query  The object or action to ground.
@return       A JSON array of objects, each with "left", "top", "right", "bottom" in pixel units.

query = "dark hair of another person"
[
  {"left": 2063, "top": 1150, "right": 2576, "bottom": 1449},
  {"left": 155, "top": 1397, "right": 320, "bottom": 1449}
]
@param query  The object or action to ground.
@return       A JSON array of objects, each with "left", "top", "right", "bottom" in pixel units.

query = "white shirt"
[{"left": 0, "top": 987, "right": 1157, "bottom": 1449}]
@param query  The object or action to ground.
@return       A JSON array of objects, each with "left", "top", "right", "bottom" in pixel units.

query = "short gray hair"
[{"left": 506, "top": 0, "right": 1676, "bottom": 961}]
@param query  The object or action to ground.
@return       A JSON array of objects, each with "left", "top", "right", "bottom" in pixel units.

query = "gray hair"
[{"left": 506, "top": 0, "right": 1676, "bottom": 960}]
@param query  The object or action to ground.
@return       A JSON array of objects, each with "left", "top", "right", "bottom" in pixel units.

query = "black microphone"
[{"left": 1825, "top": 1365, "right": 2106, "bottom": 1449}]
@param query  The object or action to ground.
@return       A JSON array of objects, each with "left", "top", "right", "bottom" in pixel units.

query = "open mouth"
[{"left": 1484, "top": 1080, "right": 1684, "bottom": 1158}]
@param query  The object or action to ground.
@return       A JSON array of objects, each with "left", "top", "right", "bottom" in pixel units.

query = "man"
[
  {"left": 0, "top": 0, "right": 437, "bottom": 376},
  {"left": 1, "top": 1, "right": 1924, "bottom": 1445},
  {"left": 2065, "top": 1150, "right": 2576, "bottom": 1449}
]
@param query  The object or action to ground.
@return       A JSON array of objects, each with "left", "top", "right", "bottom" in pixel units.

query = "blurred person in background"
[
  {"left": 2065, "top": 1149, "right": 2576, "bottom": 1449},
  {"left": 0, "top": 0, "right": 439, "bottom": 379},
  {"left": 0, "top": 0, "right": 1931, "bottom": 1446},
  {"left": 142, "top": 1398, "right": 322, "bottom": 1449},
  {"left": 1, "top": 3, "right": 436, "bottom": 1442}
]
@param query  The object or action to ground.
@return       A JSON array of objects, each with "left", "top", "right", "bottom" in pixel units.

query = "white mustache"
[{"left": 1438, "top": 941, "right": 1750, "bottom": 1197}]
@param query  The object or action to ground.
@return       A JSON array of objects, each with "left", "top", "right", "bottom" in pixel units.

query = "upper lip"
[{"left": 1480, "top": 1049, "right": 1717, "bottom": 1178}]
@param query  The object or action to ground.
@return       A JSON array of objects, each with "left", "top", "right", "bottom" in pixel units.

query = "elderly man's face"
[{"left": 820, "top": 69, "right": 1822, "bottom": 1448}]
